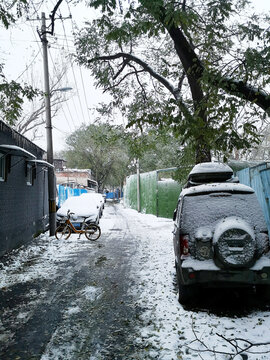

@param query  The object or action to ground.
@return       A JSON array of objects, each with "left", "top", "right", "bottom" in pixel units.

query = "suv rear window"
[{"left": 180, "top": 192, "right": 266, "bottom": 234}]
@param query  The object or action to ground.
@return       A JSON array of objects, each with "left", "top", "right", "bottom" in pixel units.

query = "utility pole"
[
  {"left": 41, "top": 12, "right": 56, "bottom": 235},
  {"left": 137, "top": 158, "right": 141, "bottom": 213}
]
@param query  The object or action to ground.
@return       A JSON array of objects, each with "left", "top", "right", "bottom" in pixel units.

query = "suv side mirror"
[{"left": 173, "top": 209, "right": 177, "bottom": 221}]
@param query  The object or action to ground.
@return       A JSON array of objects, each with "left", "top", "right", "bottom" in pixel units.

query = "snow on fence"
[
  {"left": 57, "top": 185, "right": 87, "bottom": 208},
  {"left": 124, "top": 168, "right": 182, "bottom": 218}
]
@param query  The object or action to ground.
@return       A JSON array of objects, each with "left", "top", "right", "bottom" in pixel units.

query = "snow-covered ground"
[
  {"left": 123, "top": 208, "right": 270, "bottom": 359},
  {"left": 1, "top": 204, "right": 270, "bottom": 359}
]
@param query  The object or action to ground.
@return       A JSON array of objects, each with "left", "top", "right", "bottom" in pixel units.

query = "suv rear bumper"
[{"left": 179, "top": 264, "right": 270, "bottom": 287}]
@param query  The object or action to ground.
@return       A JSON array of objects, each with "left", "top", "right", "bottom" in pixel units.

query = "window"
[
  {"left": 0, "top": 152, "right": 5, "bottom": 181},
  {"left": 26, "top": 163, "right": 33, "bottom": 186}
]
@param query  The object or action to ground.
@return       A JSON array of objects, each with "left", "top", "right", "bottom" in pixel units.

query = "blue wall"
[{"left": 237, "top": 163, "right": 270, "bottom": 233}]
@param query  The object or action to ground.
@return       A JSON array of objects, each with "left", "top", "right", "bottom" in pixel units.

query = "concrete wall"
[{"left": 0, "top": 121, "right": 49, "bottom": 257}]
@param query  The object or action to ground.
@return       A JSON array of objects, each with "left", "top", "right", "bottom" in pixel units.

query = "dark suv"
[{"left": 173, "top": 163, "right": 270, "bottom": 304}]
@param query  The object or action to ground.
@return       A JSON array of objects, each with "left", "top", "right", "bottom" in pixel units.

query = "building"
[
  {"left": 55, "top": 168, "right": 97, "bottom": 190},
  {"left": 53, "top": 158, "right": 67, "bottom": 171},
  {"left": 0, "top": 120, "right": 50, "bottom": 257}
]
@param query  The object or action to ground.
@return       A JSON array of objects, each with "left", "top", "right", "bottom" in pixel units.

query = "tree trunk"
[
  {"left": 195, "top": 141, "right": 211, "bottom": 163},
  {"left": 166, "top": 25, "right": 212, "bottom": 163}
]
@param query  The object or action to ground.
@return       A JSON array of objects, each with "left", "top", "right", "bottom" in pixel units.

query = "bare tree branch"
[
  {"left": 104, "top": 69, "right": 144, "bottom": 92},
  {"left": 113, "top": 59, "right": 130, "bottom": 80},
  {"left": 90, "top": 51, "right": 194, "bottom": 122},
  {"left": 90, "top": 52, "right": 180, "bottom": 100},
  {"left": 185, "top": 317, "right": 270, "bottom": 358},
  {"left": 49, "top": 0, "right": 64, "bottom": 35},
  {"left": 127, "top": 63, "right": 148, "bottom": 100}
]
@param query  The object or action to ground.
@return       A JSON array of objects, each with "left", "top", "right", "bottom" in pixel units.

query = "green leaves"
[
  {"left": 65, "top": 123, "right": 131, "bottom": 188},
  {"left": 0, "top": 71, "right": 38, "bottom": 125},
  {"left": 0, "top": 0, "right": 36, "bottom": 127},
  {"left": 0, "top": 0, "right": 28, "bottom": 29},
  {"left": 79, "top": 0, "right": 270, "bottom": 162}
]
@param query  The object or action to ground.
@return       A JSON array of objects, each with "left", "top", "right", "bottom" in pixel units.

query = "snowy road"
[{"left": 1, "top": 203, "right": 270, "bottom": 359}]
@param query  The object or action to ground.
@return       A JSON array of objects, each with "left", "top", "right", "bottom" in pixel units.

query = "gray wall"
[{"left": 0, "top": 122, "right": 49, "bottom": 257}]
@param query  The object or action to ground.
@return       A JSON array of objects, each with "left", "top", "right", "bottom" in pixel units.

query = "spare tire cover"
[{"left": 213, "top": 217, "right": 255, "bottom": 268}]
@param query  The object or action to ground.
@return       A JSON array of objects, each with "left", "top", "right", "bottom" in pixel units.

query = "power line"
[
  {"left": 15, "top": 48, "right": 42, "bottom": 81},
  {"left": 53, "top": 124, "right": 70, "bottom": 135},
  {"left": 78, "top": 66, "right": 92, "bottom": 123},
  {"left": 65, "top": 5, "right": 92, "bottom": 124},
  {"left": 28, "top": 19, "right": 75, "bottom": 136},
  {"left": 59, "top": 10, "right": 87, "bottom": 124},
  {"left": 47, "top": 47, "right": 76, "bottom": 131},
  {"left": 31, "top": 14, "right": 76, "bottom": 132}
]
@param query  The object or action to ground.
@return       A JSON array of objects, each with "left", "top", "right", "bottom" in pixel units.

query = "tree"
[
  {"left": 0, "top": 0, "right": 28, "bottom": 29},
  {"left": 0, "top": 1, "right": 38, "bottom": 124},
  {"left": 124, "top": 127, "right": 183, "bottom": 173},
  {"left": 0, "top": 0, "right": 68, "bottom": 129},
  {"left": 14, "top": 65, "right": 72, "bottom": 140},
  {"left": 0, "top": 64, "right": 38, "bottom": 126},
  {"left": 75, "top": 0, "right": 270, "bottom": 163},
  {"left": 65, "top": 123, "right": 130, "bottom": 190},
  {"left": 64, "top": 122, "right": 182, "bottom": 188}
]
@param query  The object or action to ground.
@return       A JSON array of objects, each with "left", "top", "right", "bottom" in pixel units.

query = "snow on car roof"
[
  {"left": 57, "top": 195, "right": 99, "bottom": 217},
  {"left": 189, "top": 162, "right": 233, "bottom": 176},
  {"left": 80, "top": 192, "right": 104, "bottom": 204},
  {"left": 181, "top": 182, "right": 254, "bottom": 197}
]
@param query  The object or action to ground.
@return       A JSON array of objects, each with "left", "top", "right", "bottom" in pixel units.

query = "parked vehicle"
[
  {"left": 80, "top": 192, "right": 105, "bottom": 217},
  {"left": 57, "top": 194, "right": 100, "bottom": 229},
  {"left": 173, "top": 162, "right": 270, "bottom": 305}
]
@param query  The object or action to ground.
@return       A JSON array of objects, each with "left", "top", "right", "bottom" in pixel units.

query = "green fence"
[{"left": 124, "top": 168, "right": 182, "bottom": 219}]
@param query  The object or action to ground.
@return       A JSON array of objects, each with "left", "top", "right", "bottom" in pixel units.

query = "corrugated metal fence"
[
  {"left": 124, "top": 163, "right": 270, "bottom": 223},
  {"left": 57, "top": 185, "right": 87, "bottom": 208},
  {"left": 124, "top": 168, "right": 182, "bottom": 219},
  {"left": 105, "top": 189, "right": 123, "bottom": 201},
  {"left": 236, "top": 163, "right": 270, "bottom": 233}
]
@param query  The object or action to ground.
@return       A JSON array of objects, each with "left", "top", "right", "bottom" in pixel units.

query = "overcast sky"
[
  {"left": 1, "top": 0, "right": 111, "bottom": 153},
  {"left": 1, "top": 0, "right": 270, "bottom": 153}
]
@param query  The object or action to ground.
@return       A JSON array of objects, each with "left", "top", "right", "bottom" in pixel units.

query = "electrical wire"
[
  {"left": 59, "top": 9, "right": 87, "bottom": 124},
  {"left": 65, "top": 1, "right": 93, "bottom": 124},
  {"left": 15, "top": 48, "right": 42, "bottom": 81},
  {"left": 79, "top": 66, "right": 92, "bottom": 123},
  {"left": 30, "top": 14, "right": 76, "bottom": 133},
  {"left": 21, "top": 5, "right": 93, "bottom": 141},
  {"left": 28, "top": 19, "right": 75, "bottom": 136},
  {"left": 48, "top": 47, "right": 76, "bottom": 131}
]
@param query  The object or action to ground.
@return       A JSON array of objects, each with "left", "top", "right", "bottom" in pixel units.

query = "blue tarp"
[
  {"left": 105, "top": 190, "right": 123, "bottom": 200},
  {"left": 57, "top": 185, "right": 87, "bottom": 208}
]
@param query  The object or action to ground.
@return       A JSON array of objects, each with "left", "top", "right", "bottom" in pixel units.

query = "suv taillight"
[{"left": 180, "top": 234, "right": 190, "bottom": 257}]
